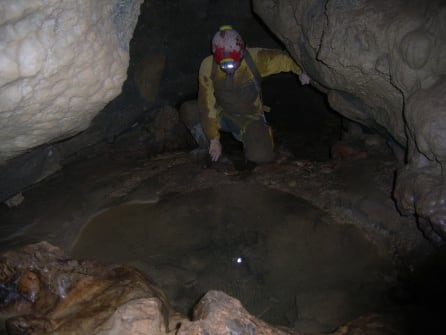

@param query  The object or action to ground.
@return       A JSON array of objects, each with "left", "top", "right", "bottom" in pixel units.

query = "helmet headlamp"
[
  {"left": 219, "top": 58, "right": 238, "bottom": 74},
  {"left": 212, "top": 25, "right": 244, "bottom": 74}
]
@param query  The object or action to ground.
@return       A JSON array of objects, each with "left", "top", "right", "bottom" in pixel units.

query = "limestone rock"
[
  {"left": 178, "top": 290, "right": 294, "bottom": 335},
  {"left": 0, "top": 243, "right": 407, "bottom": 335},
  {"left": 253, "top": 0, "right": 446, "bottom": 241},
  {"left": 0, "top": 0, "right": 143, "bottom": 163},
  {"left": 177, "top": 291, "right": 404, "bottom": 335},
  {"left": 143, "top": 105, "right": 196, "bottom": 155},
  {"left": 0, "top": 241, "right": 172, "bottom": 335}
]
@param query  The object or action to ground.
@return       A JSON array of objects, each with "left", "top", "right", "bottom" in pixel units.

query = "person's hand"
[
  {"left": 299, "top": 72, "right": 311, "bottom": 85},
  {"left": 209, "top": 139, "right": 222, "bottom": 161}
]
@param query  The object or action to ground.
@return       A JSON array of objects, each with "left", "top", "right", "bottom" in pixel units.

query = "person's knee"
[
  {"left": 244, "top": 140, "right": 274, "bottom": 163},
  {"left": 243, "top": 122, "right": 274, "bottom": 163},
  {"left": 245, "top": 148, "right": 274, "bottom": 163},
  {"left": 179, "top": 100, "right": 199, "bottom": 128},
  {"left": 179, "top": 100, "right": 210, "bottom": 149}
]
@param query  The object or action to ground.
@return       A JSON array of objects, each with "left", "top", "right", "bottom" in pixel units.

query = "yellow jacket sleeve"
[
  {"left": 248, "top": 47, "right": 302, "bottom": 77},
  {"left": 197, "top": 55, "right": 221, "bottom": 140},
  {"left": 247, "top": 48, "right": 303, "bottom": 113}
]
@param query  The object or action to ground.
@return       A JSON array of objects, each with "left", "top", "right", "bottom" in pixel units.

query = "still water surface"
[{"left": 72, "top": 184, "right": 395, "bottom": 332}]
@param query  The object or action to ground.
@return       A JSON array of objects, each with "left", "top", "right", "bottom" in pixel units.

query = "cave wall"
[
  {"left": 253, "top": 0, "right": 446, "bottom": 241},
  {"left": 0, "top": 0, "right": 143, "bottom": 163},
  {"left": 253, "top": 0, "right": 445, "bottom": 145}
]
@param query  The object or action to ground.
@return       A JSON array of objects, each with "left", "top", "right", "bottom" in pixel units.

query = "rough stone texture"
[
  {"left": 0, "top": 241, "right": 173, "bottom": 335},
  {"left": 0, "top": 145, "right": 61, "bottom": 206},
  {"left": 141, "top": 105, "right": 196, "bottom": 156},
  {"left": 0, "top": 103, "right": 196, "bottom": 204},
  {"left": 0, "top": 243, "right": 409, "bottom": 335},
  {"left": 177, "top": 291, "right": 405, "bottom": 335},
  {"left": 0, "top": 0, "right": 143, "bottom": 163},
  {"left": 253, "top": 0, "right": 446, "bottom": 241}
]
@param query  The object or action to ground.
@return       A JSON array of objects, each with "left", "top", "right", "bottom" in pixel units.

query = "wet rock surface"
[
  {"left": 0, "top": 75, "right": 442, "bottom": 333},
  {"left": 0, "top": 121, "right": 441, "bottom": 333},
  {"left": 0, "top": 244, "right": 406, "bottom": 335},
  {"left": 179, "top": 290, "right": 405, "bottom": 335},
  {"left": 71, "top": 183, "right": 397, "bottom": 331},
  {"left": 0, "top": 241, "right": 174, "bottom": 335}
]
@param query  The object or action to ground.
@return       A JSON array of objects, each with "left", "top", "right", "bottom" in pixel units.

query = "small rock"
[{"left": 4, "top": 193, "right": 25, "bottom": 208}]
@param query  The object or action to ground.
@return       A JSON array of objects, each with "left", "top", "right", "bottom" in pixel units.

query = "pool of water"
[{"left": 72, "top": 183, "right": 396, "bottom": 332}]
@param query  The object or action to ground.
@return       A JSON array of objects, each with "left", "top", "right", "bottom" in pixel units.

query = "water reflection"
[{"left": 72, "top": 184, "right": 395, "bottom": 332}]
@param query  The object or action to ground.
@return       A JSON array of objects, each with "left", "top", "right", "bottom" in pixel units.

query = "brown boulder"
[
  {"left": 178, "top": 291, "right": 404, "bottom": 335},
  {"left": 0, "top": 241, "right": 175, "bottom": 335}
]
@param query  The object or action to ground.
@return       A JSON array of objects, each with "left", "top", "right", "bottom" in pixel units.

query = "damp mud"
[
  {"left": 0, "top": 74, "right": 440, "bottom": 334},
  {"left": 73, "top": 183, "right": 397, "bottom": 332}
]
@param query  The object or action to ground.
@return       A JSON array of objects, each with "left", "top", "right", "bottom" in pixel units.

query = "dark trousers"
[{"left": 220, "top": 116, "right": 274, "bottom": 163}]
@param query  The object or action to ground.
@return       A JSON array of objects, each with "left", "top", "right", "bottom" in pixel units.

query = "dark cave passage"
[
  {"left": 1, "top": 1, "right": 445, "bottom": 334},
  {"left": 262, "top": 73, "right": 342, "bottom": 162}
]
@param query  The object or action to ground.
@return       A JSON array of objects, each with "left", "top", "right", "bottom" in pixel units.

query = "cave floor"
[
  {"left": 0, "top": 77, "right": 441, "bottom": 333},
  {"left": 0, "top": 119, "right": 438, "bottom": 333}
]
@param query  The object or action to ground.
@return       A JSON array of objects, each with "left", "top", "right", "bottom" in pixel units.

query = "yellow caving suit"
[{"left": 198, "top": 47, "right": 303, "bottom": 162}]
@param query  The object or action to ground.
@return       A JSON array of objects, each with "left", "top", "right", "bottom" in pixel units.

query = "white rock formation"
[{"left": 0, "top": 0, "right": 143, "bottom": 163}]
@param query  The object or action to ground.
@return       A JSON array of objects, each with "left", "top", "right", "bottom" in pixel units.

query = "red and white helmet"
[{"left": 211, "top": 25, "right": 245, "bottom": 67}]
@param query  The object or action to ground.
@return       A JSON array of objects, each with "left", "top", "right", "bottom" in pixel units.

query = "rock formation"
[
  {"left": 0, "top": 241, "right": 175, "bottom": 335},
  {"left": 0, "top": 0, "right": 143, "bottom": 163},
  {"left": 178, "top": 290, "right": 404, "bottom": 335},
  {"left": 252, "top": 0, "right": 446, "bottom": 242},
  {"left": 0, "top": 242, "right": 405, "bottom": 335}
]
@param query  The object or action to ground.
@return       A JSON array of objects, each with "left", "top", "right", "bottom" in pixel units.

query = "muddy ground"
[{"left": 0, "top": 76, "right": 444, "bottom": 333}]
